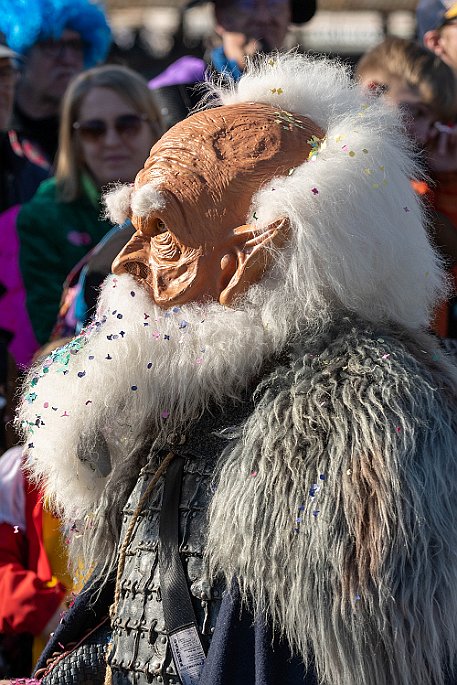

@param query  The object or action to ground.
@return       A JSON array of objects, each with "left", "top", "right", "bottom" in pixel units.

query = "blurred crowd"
[{"left": 0, "top": 0, "right": 457, "bottom": 679}]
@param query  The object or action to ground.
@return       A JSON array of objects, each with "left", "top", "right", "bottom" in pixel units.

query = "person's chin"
[
  {"left": 51, "top": 70, "right": 81, "bottom": 95},
  {"left": 101, "top": 165, "right": 136, "bottom": 185}
]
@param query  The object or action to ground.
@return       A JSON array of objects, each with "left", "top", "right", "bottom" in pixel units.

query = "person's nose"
[
  {"left": 59, "top": 46, "right": 83, "bottom": 68},
  {"left": 103, "top": 124, "right": 124, "bottom": 146}
]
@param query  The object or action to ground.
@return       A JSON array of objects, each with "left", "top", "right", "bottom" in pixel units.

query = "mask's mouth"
[{"left": 123, "top": 261, "right": 150, "bottom": 281}]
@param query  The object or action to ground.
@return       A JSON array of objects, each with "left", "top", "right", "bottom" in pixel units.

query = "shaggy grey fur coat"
[{"left": 207, "top": 316, "right": 457, "bottom": 685}]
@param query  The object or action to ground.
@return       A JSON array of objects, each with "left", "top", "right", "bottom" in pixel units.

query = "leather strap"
[{"left": 159, "top": 454, "right": 206, "bottom": 684}]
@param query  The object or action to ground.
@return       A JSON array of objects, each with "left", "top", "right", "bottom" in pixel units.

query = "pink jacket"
[{"left": 0, "top": 205, "right": 39, "bottom": 368}]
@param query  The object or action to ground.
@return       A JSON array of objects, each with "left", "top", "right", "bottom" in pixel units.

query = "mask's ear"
[{"left": 219, "top": 217, "right": 290, "bottom": 306}]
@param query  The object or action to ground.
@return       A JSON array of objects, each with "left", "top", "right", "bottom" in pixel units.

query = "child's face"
[
  {"left": 385, "top": 82, "right": 437, "bottom": 146},
  {"left": 358, "top": 72, "right": 437, "bottom": 147}
]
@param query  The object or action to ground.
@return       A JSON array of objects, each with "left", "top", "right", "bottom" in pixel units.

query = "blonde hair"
[
  {"left": 55, "top": 64, "right": 162, "bottom": 202},
  {"left": 356, "top": 36, "right": 457, "bottom": 121}
]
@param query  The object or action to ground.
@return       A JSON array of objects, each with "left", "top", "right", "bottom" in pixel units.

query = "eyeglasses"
[
  {"left": 37, "top": 38, "right": 85, "bottom": 59},
  {"left": 73, "top": 114, "right": 149, "bottom": 142}
]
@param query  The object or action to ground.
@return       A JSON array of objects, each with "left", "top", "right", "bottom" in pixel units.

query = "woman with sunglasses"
[{"left": 15, "top": 64, "right": 162, "bottom": 349}]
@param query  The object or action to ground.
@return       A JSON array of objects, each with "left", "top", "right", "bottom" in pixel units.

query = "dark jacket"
[{"left": 0, "top": 131, "right": 49, "bottom": 214}]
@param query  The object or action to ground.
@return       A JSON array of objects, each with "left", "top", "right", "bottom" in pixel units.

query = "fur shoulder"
[{"left": 207, "top": 321, "right": 457, "bottom": 685}]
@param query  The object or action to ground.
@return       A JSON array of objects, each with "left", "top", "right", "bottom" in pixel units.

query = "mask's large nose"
[{"left": 111, "top": 234, "right": 150, "bottom": 279}]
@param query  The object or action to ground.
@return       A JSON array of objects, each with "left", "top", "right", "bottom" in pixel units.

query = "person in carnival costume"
[{"left": 17, "top": 52, "right": 457, "bottom": 685}]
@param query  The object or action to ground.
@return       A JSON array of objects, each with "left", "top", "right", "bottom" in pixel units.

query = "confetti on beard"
[{"left": 18, "top": 273, "right": 270, "bottom": 523}]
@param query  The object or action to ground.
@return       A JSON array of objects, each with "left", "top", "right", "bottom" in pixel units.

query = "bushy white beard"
[{"left": 18, "top": 275, "right": 270, "bottom": 556}]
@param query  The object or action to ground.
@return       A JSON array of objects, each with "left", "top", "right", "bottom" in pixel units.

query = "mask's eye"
[{"left": 156, "top": 219, "right": 167, "bottom": 234}]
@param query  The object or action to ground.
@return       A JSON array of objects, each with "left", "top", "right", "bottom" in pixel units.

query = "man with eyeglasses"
[{"left": 0, "top": 0, "right": 111, "bottom": 168}]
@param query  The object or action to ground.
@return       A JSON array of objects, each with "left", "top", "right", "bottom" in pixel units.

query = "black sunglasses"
[
  {"left": 73, "top": 113, "right": 148, "bottom": 142},
  {"left": 38, "top": 38, "right": 85, "bottom": 59}
]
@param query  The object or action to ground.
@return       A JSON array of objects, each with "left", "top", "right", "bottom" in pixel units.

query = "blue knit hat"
[{"left": 0, "top": 0, "right": 112, "bottom": 67}]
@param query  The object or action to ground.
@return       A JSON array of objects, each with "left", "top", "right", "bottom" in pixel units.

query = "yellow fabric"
[
  {"left": 444, "top": 3, "right": 457, "bottom": 21},
  {"left": 32, "top": 508, "right": 72, "bottom": 667},
  {"left": 41, "top": 507, "right": 72, "bottom": 590}
]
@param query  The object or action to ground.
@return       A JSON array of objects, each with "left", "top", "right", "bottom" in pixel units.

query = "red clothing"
[
  {"left": 412, "top": 175, "right": 457, "bottom": 337},
  {"left": 0, "top": 478, "right": 66, "bottom": 635}
]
